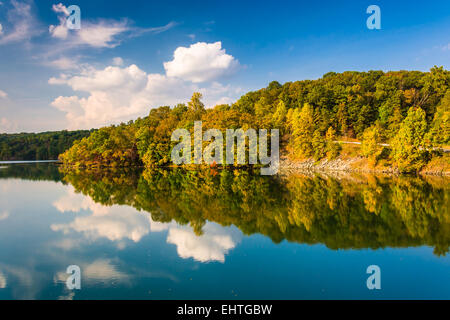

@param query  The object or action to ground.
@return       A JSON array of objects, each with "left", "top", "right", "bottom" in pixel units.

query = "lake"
[{"left": 0, "top": 162, "right": 448, "bottom": 299}]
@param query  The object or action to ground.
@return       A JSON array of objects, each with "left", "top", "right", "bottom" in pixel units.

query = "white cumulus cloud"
[
  {"left": 57, "top": 64, "right": 148, "bottom": 92},
  {"left": 49, "top": 64, "right": 190, "bottom": 129},
  {"left": 49, "top": 47, "right": 242, "bottom": 129},
  {"left": 164, "top": 41, "right": 239, "bottom": 83},
  {"left": 48, "top": 4, "right": 69, "bottom": 40},
  {"left": 0, "top": 89, "right": 7, "bottom": 98}
]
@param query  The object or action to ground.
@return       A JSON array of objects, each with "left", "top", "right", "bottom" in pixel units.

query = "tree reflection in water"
[{"left": 58, "top": 167, "right": 449, "bottom": 256}]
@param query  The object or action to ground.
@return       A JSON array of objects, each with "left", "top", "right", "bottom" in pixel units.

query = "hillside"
[{"left": 54, "top": 67, "right": 450, "bottom": 173}]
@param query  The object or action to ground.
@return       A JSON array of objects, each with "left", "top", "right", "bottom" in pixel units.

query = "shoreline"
[
  {"left": 278, "top": 156, "right": 450, "bottom": 176},
  {"left": 5, "top": 156, "right": 447, "bottom": 177},
  {"left": 55, "top": 158, "right": 450, "bottom": 177}
]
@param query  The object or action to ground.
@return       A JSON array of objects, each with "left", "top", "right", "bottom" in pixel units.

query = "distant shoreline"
[{"left": 0, "top": 160, "right": 60, "bottom": 164}]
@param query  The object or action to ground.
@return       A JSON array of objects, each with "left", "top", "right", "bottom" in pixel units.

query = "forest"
[
  {"left": 0, "top": 130, "right": 93, "bottom": 161},
  {"left": 14, "top": 67, "right": 450, "bottom": 173}
]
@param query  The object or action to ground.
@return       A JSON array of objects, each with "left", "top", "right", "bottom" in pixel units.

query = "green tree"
[
  {"left": 272, "top": 100, "right": 287, "bottom": 131},
  {"left": 186, "top": 92, "right": 205, "bottom": 120},
  {"left": 361, "top": 124, "right": 383, "bottom": 165},
  {"left": 391, "top": 107, "right": 429, "bottom": 172},
  {"left": 325, "top": 126, "right": 341, "bottom": 160},
  {"left": 427, "top": 90, "right": 450, "bottom": 147},
  {"left": 312, "top": 130, "right": 326, "bottom": 160},
  {"left": 290, "top": 104, "right": 315, "bottom": 159}
]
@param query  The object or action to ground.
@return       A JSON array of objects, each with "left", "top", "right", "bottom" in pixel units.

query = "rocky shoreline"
[{"left": 278, "top": 156, "right": 450, "bottom": 176}]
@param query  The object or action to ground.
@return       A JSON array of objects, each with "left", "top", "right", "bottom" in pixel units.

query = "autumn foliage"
[{"left": 59, "top": 67, "right": 450, "bottom": 173}]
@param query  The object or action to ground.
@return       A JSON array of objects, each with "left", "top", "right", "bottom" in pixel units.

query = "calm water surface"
[{"left": 0, "top": 163, "right": 448, "bottom": 299}]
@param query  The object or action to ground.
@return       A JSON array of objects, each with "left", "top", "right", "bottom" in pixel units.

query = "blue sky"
[{"left": 0, "top": 0, "right": 449, "bottom": 132}]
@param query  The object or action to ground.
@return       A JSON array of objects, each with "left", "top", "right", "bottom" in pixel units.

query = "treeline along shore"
[
  {"left": 1, "top": 68, "right": 449, "bottom": 174},
  {"left": 0, "top": 130, "right": 93, "bottom": 161}
]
